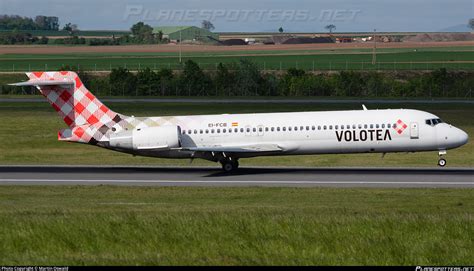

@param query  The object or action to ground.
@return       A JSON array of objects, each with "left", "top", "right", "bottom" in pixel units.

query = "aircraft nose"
[{"left": 458, "top": 129, "right": 469, "bottom": 146}]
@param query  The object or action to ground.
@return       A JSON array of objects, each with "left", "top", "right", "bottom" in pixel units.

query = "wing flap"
[{"left": 183, "top": 144, "right": 283, "bottom": 153}]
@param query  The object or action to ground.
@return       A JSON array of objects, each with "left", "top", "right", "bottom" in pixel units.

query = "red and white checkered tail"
[{"left": 11, "top": 71, "right": 123, "bottom": 144}]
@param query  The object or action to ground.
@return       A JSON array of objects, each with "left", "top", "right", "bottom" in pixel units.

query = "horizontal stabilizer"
[{"left": 9, "top": 79, "right": 74, "bottom": 88}]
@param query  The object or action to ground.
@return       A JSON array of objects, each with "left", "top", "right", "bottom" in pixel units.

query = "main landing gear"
[
  {"left": 438, "top": 150, "right": 447, "bottom": 167},
  {"left": 220, "top": 159, "right": 239, "bottom": 172}
]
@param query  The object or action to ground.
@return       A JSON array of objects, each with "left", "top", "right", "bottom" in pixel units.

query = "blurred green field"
[
  {"left": 0, "top": 186, "right": 472, "bottom": 265},
  {"left": 0, "top": 101, "right": 472, "bottom": 167},
  {"left": 1, "top": 48, "right": 473, "bottom": 72}
]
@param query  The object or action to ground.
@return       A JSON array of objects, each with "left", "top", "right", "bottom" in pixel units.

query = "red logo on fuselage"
[{"left": 394, "top": 119, "right": 408, "bottom": 134}]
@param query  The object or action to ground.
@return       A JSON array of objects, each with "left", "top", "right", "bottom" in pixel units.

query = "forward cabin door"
[{"left": 410, "top": 122, "right": 419, "bottom": 139}]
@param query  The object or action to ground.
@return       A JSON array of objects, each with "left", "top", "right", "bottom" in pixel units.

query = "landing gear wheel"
[
  {"left": 221, "top": 160, "right": 239, "bottom": 172},
  {"left": 438, "top": 158, "right": 447, "bottom": 167}
]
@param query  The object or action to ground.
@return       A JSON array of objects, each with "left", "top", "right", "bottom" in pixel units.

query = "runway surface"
[
  {"left": 1, "top": 98, "right": 473, "bottom": 104},
  {"left": 0, "top": 166, "right": 472, "bottom": 187}
]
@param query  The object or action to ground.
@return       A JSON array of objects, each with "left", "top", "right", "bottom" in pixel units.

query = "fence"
[{"left": 2, "top": 61, "right": 474, "bottom": 73}]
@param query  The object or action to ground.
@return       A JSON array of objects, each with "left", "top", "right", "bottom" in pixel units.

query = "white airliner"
[{"left": 11, "top": 71, "right": 469, "bottom": 172}]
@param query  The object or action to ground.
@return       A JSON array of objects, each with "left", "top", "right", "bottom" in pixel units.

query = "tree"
[
  {"left": 180, "top": 60, "right": 211, "bottom": 96},
  {"left": 35, "top": 16, "right": 59, "bottom": 30},
  {"left": 325, "top": 24, "right": 336, "bottom": 33},
  {"left": 62, "top": 23, "right": 78, "bottom": 35},
  {"left": 109, "top": 68, "right": 137, "bottom": 96},
  {"left": 157, "top": 30, "right": 163, "bottom": 41},
  {"left": 278, "top": 27, "right": 284, "bottom": 33},
  {"left": 201, "top": 20, "right": 215, "bottom": 31},
  {"left": 235, "top": 59, "right": 263, "bottom": 96},
  {"left": 469, "top": 18, "right": 474, "bottom": 30},
  {"left": 214, "top": 63, "right": 234, "bottom": 96},
  {"left": 130, "top": 22, "right": 154, "bottom": 43}
]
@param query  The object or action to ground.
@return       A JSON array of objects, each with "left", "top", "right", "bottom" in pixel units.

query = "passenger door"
[{"left": 410, "top": 122, "right": 419, "bottom": 139}]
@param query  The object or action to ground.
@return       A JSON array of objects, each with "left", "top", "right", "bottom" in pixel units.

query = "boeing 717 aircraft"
[{"left": 11, "top": 71, "right": 469, "bottom": 172}]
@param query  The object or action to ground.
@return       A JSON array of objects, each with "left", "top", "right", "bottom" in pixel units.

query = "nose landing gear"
[{"left": 438, "top": 150, "right": 447, "bottom": 167}]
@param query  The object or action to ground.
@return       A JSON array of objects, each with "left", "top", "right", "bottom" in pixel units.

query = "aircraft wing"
[{"left": 182, "top": 144, "right": 283, "bottom": 153}]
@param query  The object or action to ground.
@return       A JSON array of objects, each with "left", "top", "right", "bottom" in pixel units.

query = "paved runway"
[{"left": 0, "top": 166, "right": 472, "bottom": 187}]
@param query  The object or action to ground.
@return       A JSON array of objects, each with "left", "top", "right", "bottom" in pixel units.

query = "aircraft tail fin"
[{"left": 10, "top": 71, "right": 126, "bottom": 144}]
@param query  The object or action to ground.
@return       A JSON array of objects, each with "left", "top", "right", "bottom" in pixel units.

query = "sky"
[{"left": 1, "top": 0, "right": 472, "bottom": 32}]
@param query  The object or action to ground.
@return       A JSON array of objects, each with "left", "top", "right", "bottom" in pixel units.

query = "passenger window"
[
  {"left": 277, "top": 127, "right": 281, "bottom": 132},
  {"left": 183, "top": 130, "right": 186, "bottom": 134},
  {"left": 294, "top": 126, "right": 298, "bottom": 131},
  {"left": 217, "top": 129, "right": 221, "bottom": 133},
  {"left": 234, "top": 128, "right": 238, "bottom": 133},
  {"left": 211, "top": 129, "right": 215, "bottom": 133},
  {"left": 289, "top": 127, "right": 292, "bottom": 131},
  {"left": 346, "top": 125, "right": 350, "bottom": 129},
  {"left": 253, "top": 128, "right": 256, "bottom": 132},
  {"left": 358, "top": 124, "right": 362, "bottom": 129},
  {"left": 246, "top": 128, "right": 250, "bottom": 132},
  {"left": 370, "top": 124, "right": 374, "bottom": 129},
  {"left": 194, "top": 130, "right": 197, "bottom": 134},
  {"left": 283, "top": 127, "right": 286, "bottom": 131},
  {"left": 306, "top": 126, "right": 310, "bottom": 131},
  {"left": 200, "top": 130, "right": 203, "bottom": 134},
  {"left": 335, "top": 125, "right": 339, "bottom": 130},
  {"left": 240, "top": 128, "right": 244, "bottom": 133},
  {"left": 318, "top": 126, "right": 321, "bottom": 130},
  {"left": 259, "top": 127, "right": 263, "bottom": 132},
  {"left": 265, "top": 127, "right": 269, "bottom": 132},
  {"left": 206, "top": 130, "right": 209, "bottom": 134},
  {"left": 323, "top": 125, "right": 327, "bottom": 130},
  {"left": 364, "top": 124, "right": 368, "bottom": 129},
  {"left": 381, "top": 124, "right": 385, "bottom": 128},
  {"left": 222, "top": 129, "right": 226, "bottom": 133},
  {"left": 228, "top": 128, "right": 232, "bottom": 133},
  {"left": 271, "top": 127, "right": 275, "bottom": 132},
  {"left": 188, "top": 130, "right": 192, "bottom": 134},
  {"left": 329, "top": 125, "right": 333, "bottom": 130},
  {"left": 352, "top": 124, "right": 356, "bottom": 129},
  {"left": 312, "top": 126, "right": 315, "bottom": 130}
]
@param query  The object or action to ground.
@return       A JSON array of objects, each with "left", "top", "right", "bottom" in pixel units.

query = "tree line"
[
  {"left": 0, "top": 15, "right": 59, "bottom": 30},
  {"left": 0, "top": 19, "right": 166, "bottom": 45},
  {"left": 1, "top": 60, "right": 472, "bottom": 98}
]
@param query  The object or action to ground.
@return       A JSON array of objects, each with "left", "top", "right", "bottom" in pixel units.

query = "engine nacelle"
[{"left": 109, "top": 126, "right": 181, "bottom": 151}]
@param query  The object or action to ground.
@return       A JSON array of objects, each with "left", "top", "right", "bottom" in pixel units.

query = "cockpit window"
[{"left": 426, "top": 118, "right": 443, "bottom": 126}]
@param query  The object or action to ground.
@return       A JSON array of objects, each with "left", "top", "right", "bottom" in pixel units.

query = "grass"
[
  {"left": 0, "top": 186, "right": 472, "bottom": 265},
  {"left": 0, "top": 50, "right": 473, "bottom": 72},
  {"left": 0, "top": 101, "right": 472, "bottom": 167}
]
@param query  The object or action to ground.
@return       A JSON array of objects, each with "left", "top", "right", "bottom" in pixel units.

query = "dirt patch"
[
  {"left": 0, "top": 41, "right": 473, "bottom": 55},
  {"left": 403, "top": 33, "right": 474, "bottom": 42}
]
